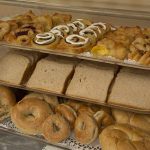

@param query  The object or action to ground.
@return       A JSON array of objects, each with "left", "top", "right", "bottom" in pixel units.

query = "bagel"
[
  {"left": 11, "top": 98, "right": 53, "bottom": 135},
  {"left": 99, "top": 124, "right": 150, "bottom": 150},
  {"left": 42, "top": 114, "right": 71, "bottom": 143},
  {"left": 74, "top": 114, "right": 98, "bottom": 144},
  {"left": 94, "top": 110, "right": 114, "bottom": 128},
  {"left": 23, "top": 92, "right": 59, "bottom": 110},
  {"left": 0, "top": 86, "right": 16, "bottom": 122},
  {"left": 55, "top": 104, "right": 77, "bottom": 129},
  {"left": 112, "top": 109, "right": 150, "bottom": 133}
]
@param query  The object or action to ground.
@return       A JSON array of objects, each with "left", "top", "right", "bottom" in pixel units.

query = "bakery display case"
[{"left": 0, "top": 0, "right": 149, "bottom": 150}]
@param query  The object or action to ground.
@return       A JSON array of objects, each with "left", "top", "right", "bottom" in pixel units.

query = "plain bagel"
[{"left": 11, "top": 97, "right": 53, "bottom": 135}]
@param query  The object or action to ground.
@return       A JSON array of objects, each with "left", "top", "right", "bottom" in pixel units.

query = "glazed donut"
[
  {"left": 74, "top": 114, "right": 98, "bottom": 144},
  {"left": 0, "top": 22, "right": 10, "bottom": 40},
  {"left": 42, "top": 114, "right": 71, "bottom": 143},
  {"left": 99, "top": 124, "right": 150, "bottom": 150},
  {"left": 93, "top": 110, "right": 114, "bottom": 128},
  {"left": 23, "top": 92, "right": 59, "bottom": 110},
  {"left": 0, "top": 86, "right": 16, "bottom": 122},
  {"left": 55, "top": 104, "right": 77, "bottom": 128},
  {"left": 11, "top": 98, "right": 53, "bottom": 135}
]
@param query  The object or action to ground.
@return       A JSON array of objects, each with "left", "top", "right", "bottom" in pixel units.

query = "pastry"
[
  {"left": 57, "top": 34, "right": 90, "bottom": 53},
  {"left": 112, "top": 109, "right": 150, "bottom": 133},
  {"left": 55, "top": 104, "right": 77, "bottom": 129},
  {"left": 52, "top": 13, "right": 72, "bottom": 26},
  {"left": 0, "top": 86, "right": 16, "bottom": 122},
  {"left": 11, "top": 98, "right": 53, "bottom": 135},
  {"left": 0, "top": 22, "right": 10, "bottom": 40},
  {"left": 99, "top": 124, "right": 150, "bottom": 150},
  {"left": 32, "top": 32, "right": 61, "bottom": 49},
  {"left": 74, "top": 114, "right": 98, "bottom": 144},
  {"left": 27, "top": 55, "right": 78, "bottom": 94},
  {"left": 42, "top": 114, "right": 71, "bottom": 143},
  {"left": 66, "top": 61, "right": 116, "bottom": 103}
]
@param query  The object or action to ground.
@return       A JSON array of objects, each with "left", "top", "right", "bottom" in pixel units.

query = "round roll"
[
  {"left": 0, "top": 86, "right": 16, "bottom": 122},
  {"left": 99, "top": 124, "right": 150, "bottom": 150},
  {"left": 11, "top": 98, "right": 53, "bottom": 135},
  {"left": 42, "top": 114, "right": 71, "bottom": 143}
]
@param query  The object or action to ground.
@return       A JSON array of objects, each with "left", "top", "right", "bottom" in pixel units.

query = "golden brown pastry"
[
  {"left": 0, "top": 86, "right": 16, "bottom": 122},
  {"left": 0, "top": 22, "right": 10, "bottom": 40},
  {"left": 99, "top": 124, "right": 150, "bottom": 150},
  {"left": 42, "top": 114, "right": 71, "bottom": 143},
  {"left": 57, "top": 34, "right": 91, "bottom": 53},
  {"left": 11, "top": 98, "right": 53, "bottom": 135}
]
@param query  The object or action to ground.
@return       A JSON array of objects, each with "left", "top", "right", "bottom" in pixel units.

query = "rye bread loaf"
[
  {"left": 27, "top": 55, "right": 78, "bottom": 94},
  {"left": 66, "top": 61, "right": 116, "bottom": 103},
  {"left": 108, "top": 68, "right": 150, "bottom": 110}
]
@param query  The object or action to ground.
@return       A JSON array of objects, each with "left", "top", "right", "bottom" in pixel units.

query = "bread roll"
[
  {"left": 99, "top": 124, "right": 150, "bottom": 150},
  {"left": 112, "top": 109, "right": 150, "bottom": 133},
  {"left": 27, "top": 55, "right": 78, "bottom": 94},
  {"left": 66, "top": 61, "right": 116, "bottom": 103},
  {"left": 108, "top": 68, "right": 150, "bottom": 110}
]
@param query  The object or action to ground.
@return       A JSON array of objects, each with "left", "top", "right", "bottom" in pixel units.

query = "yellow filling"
[{"left": 91, "top": 45, "right": 110, "bottom": 56}]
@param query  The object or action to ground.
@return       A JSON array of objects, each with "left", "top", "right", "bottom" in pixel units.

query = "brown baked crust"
[{"left": 99, "top": 124, "right": 150, "bottom": 150}]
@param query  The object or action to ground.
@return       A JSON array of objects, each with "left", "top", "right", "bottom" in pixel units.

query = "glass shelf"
[{"left": 0, "top": 0, "right": 150, "bottom": 20}]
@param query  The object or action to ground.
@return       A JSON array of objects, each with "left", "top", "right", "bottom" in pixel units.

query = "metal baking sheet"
[{"left": 0, "top": 80, "right": 149, "bottom": 114}]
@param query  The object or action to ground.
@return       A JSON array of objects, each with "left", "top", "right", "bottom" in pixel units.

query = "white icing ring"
[
  {"left": 79, "top": 28, "right": 97, "bottom": 38},
  {"left": 88, "top": 25, "right": 102, "bottom": 35},
  {"left": 51, "top": 25, "right": 70, "bottom": 33},
  {"left": 92, "top": 22, "right": 107, "bottom": 30},
  {"left": 67, "top": 23, "right": 78, "bottom": 32},
  {"left": 34, "top": 32, "right": 55, "bottom": 45},
  {"left": 51, "top": 29, "right": 64, "bottom": 38},
  {"left": 66, "top": 34, "right": 89, "bottom": 46},
  {"left": 72, "top": 20, "right": 85, "bottom": 30}
]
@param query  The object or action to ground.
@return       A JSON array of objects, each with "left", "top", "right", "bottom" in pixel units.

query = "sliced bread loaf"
[
  {"left": 0, "top": 50, "right": 39, "bottom": 85},
  {"left": 66, "top": 61, "right": 116, "bottom": 103},
  {"left": 108, "top": 68, "right": 150, "bottom": 110},
  {"left": 27, "top": 55, "right": 78, "bottom": 94}
]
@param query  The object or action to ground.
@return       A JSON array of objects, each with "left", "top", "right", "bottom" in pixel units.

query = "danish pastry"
[
  {"left": 0, "top": 22, "right": 10, "bottom": 40},
  {"left": 42, "top": 114, "right": 71, "bottom": 143},
  {"left": 57, "top": 34, "right": 90, "bottom": 53}
]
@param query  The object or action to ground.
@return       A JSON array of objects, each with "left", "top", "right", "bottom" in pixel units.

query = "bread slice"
[
  {"left": 108, "top": 68, "right": 150, "bottom": 110},
  {"left": 27, "top": 55, "right": 78, "bottom": 94},
  {"left": 66, "top": 61, "right": 116, "bottom": 103}
]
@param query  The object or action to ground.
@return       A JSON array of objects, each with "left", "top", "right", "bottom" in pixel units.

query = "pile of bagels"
[{"left": 0, "top": 85, "right": 150, "bottom": 150}]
